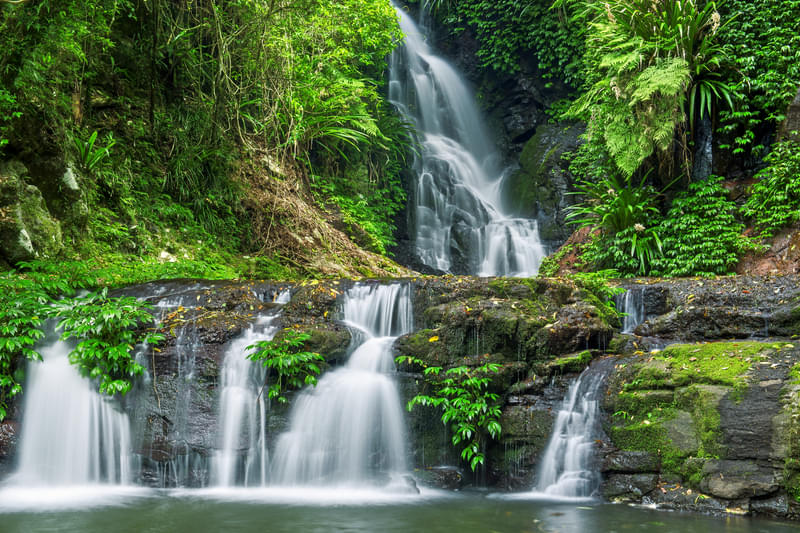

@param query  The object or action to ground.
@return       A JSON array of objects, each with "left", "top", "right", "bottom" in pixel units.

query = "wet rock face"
[
  {"left": 619, "top": 276, "right": 800, "bottom": 341},
  {"left": 0, "top": 421, "right": 18, "bottom": 478},
  {"left": 601, "top": 338, "right": 800, "bottom": 520}
]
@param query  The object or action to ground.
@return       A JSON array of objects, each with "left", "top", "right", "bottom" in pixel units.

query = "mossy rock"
[
  {"left": 275, "top": 324, "right": 351, "bottom": 365},
  {"left": 544, "top": 350, "right": 593, "bottom": 374},
  {"left": 0, "top": 160, "right": 63, "bottom": 263}
]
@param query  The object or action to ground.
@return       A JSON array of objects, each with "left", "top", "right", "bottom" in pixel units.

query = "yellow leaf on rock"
[{"left": 428, "top": 336, "right": 439, "bottom": 343}]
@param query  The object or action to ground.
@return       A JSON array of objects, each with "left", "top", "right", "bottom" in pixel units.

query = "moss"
[
  {"left": 538, "top": 245, "right": 575, "bottom": 277},
  {"left": 631, "top": 341, "right": 774, "bottom": 389},
  {"left": 548, "top": 350, "right": 593, "bottom": 373},
  {"left": 790, "top": 362, "right": 800, "bottom": 385},
  {"left": 614, "top": 390, "right": 674, "bottom": 419}
]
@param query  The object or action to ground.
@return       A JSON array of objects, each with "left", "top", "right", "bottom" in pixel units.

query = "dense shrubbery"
[
  {"left": 0, "top": 0, "right": 407, "bottom": 262},
  {"left": 0, "top": 262, "right": 162, "bottom": 420},
  {"left": 741, "top": 140, "right": 800, "bottom": 239}
]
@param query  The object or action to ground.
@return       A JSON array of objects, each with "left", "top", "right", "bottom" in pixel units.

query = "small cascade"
[
  {"left": 270, "top": 284, "right": 412, "bottom": 486},
  {"left": 12, "top": 328, "right": 131, "bottom": 486},
  {"left": 389, "top": 5, "right": 545, "bottom": 276},
  {"left": 534, "top": 363, "right": 611, "bottom": 499},
  {"left": 210, "top": 315, "right": 280, "bottom": 487},
  {"left": 617, "top": 288, "right": 645, "bottom": 334}
]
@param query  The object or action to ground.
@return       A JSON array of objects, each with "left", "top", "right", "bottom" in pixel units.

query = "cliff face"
[{"left": 1, "top": 275, "right": 798, "bottom": 519}]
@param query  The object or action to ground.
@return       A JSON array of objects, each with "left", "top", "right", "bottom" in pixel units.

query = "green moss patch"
[{"left": 547, "top": 350, "right": 593, "bottom": 374}]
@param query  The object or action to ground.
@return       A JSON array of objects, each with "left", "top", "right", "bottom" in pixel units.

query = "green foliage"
[
  {"left": 741, "top": 140, "right": 800, "bottom": 239},
  {"left": 568, "top": 172, "right": 664, "bottom": 275},
  {"left": 247, "top": 330, "right": 325, "bottom": 403},
  {"left": 429, "top": 0, "right": 585, "bottom": 86},
  {"left": 653, "top": 176, "right": 750, "bottom": 276},
  {"left": 54, "top": 289, "right": 163, "bottom": 395},
  {"left": 560, "top": 0, "right": 734, "bottom": 177},
  {"left": 74, "top": 130, "right": 115, "bottom": 172},
  {"left": 717, "top": 0, "right": 800, "bottom": 156},
  {"left": 398, "top": 356, "right": 502, "bottom": 471},
  {"left": 0, "top": 264, "right": 77, "bottom": 420},
  {"left": 0, "top": 261, "right": 167, "bottom": 419}
]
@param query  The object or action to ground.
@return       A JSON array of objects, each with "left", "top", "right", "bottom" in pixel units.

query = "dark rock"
[
  {"left": 779, "top": 86, "right": 800, "bottom": 141},
  {"left": 503, "top": 123, "right": 583, "bottom": 250},
  {"left": 699, "top": 460, "right": 781, "bottom": 499},
  {"left": 750, "top": 493, "right": 791, "bottom": 517},
  {"left": 649, "top": 483, "right": 734, "bottom": 515},
  {"left": 0, "top": 421, "right": 18, "bottom": 478},
  {"left": 602, "top": 473, "right": 658, "bottom": 500},
  {"left": 415, "top": 465, "right": 465, "bottom": 490},
  {"left": 601, "top": 451, "right": 660, "bottom": 473},
  {"left": 0, "top": 160, "right": 63, "bottom": 263}
]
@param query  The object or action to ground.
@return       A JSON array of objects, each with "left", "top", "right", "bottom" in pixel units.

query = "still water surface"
[{"left": 0, "top": 488, "right": 795, "bottom": 533}]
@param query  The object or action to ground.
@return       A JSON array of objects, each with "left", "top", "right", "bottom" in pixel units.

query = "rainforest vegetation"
[{"left": 1, "top": 0, "right": 799, "bottom": 428}]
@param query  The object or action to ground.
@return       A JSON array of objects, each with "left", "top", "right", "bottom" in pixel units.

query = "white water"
[
  {"left": 270, "top": 284, "right": 412, "bottom": 487},
  {"left": 618, "top": 288, "right": 645, "bottom": 334},
  {"left": 533, "top": 368, "right": 605, "bottom": 499},
  {"left": 211, "top": 290, "right": 290, "bottom": 487},
  {"left": 211, "top": 316, "right": 280, "bottom": 487},
  {"left": 389, "top": 5, "right": 545, "bottom": 276},
  {"left": 11, "top": 332, "right": 132, "bottom": 486}
]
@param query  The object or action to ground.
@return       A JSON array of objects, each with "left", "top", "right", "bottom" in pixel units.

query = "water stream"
[
  {"left": 12, "top": 329, "right": 132, "bottom": 487},
  {"left": 617, "top": 288, "right": 645, "bottom": 334},
  {"left": 530, "top": 362, "right": 612, "bottom": 499},
  {"left": 270, "top": 283, "right": 411, "bottom": 487},
  {"left": 389, "top": 5, "right": 545, "bottom": 276}
]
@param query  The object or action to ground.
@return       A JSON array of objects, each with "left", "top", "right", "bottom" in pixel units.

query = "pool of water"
[{"left": 0, "top": 488, "right": 795, "bottom": 533}]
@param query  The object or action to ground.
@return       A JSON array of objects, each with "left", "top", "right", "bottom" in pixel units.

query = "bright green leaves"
[
  {"left": 0, "top": 262, "right": 163, "bottom": 419},
  {"left": 652, "top": 176, "right": 750, "bottom": 277},
  {"left": 54, "top": 288, "right": 163, "bottom": 396},
  {"left": 247, "top": 329, "right": 325, "bottom": 403},
  {"left": 741, "top": 140, "right": 800, "bottom": 240},
  {"left": 562, "top": 0, "right": 734, "bottom": 177},
  {"left": 399, "top": 356, "right": 502, "bottom": 471}
]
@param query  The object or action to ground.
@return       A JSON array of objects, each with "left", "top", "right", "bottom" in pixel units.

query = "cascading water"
[
  {"left": 209, "top": 289, "right": 291, "bottom": 487},
  {"left": 617, "top": 288, "right": 645, "bottom": 334},
  {"left": 389, "top": 5, "right": 545, "bottom": 276},
  {"left": 533, "top": 363, "right": 610, "bottom": 499},
  {"left": 11, "top": 327, "right": 131, "bottom": 486},
  {"left": 270, "top": 284, "right": 411, "bottom": 487},
  {"left": 211, "top": 315, "right": 280, "bottom": 487}
]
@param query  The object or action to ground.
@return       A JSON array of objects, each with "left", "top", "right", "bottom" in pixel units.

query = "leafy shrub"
[
  {"left": 741, "top": 140, "right": 800, "bottom": 239},
  {"left": 652, "top": 176, "right": 750, "bottom": 276},
  {"left": 55, "top": 289, "right": 164, "bottom": 395},
  {"left": 567, "top": 173, "right": 664, "bottom": 275},
  {"left": 247, "top": 330, "right": 325, "bottom": 403},
  {"left": 397, "top": 355, "right": 502, "bottom": 471}
]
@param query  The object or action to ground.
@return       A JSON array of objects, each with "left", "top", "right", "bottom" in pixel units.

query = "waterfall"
[
  {"left": 210, "top": 315, "right": 280, "bottom": 487},
  {"left": 389, "top": 5, "right": 545, "bottom": 276},
  {"left": 12, "top": 328, "right": 131, "bottom": 486},
  {"left": 617, "top": 288, "right": 645, "bottom": 334},
  {"left": 211, "top": 290, "right": 290, "bottom": 487},
  {"left": 270, "top": 283, "right": 411, "bottom": 487},
  {"left": 533, "top": 365, "right": 608, "bottom": 499}
]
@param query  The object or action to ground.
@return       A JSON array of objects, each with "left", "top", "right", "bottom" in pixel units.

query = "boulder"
[
  {"left": 699, "top": 460, "right": 781, "bottom": 499},
  {"left": 602, "top": 473, "right": 658, "bottom": 500},
  {"left": 602, "top": 451, "right": 661, "bottom": 473},
  {"left": 0, "top": 160, "right": 63, "bottom": 263}
]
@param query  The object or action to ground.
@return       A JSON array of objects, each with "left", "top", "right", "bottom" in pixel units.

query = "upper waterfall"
[{"left": 389, "top": 5, "right": 545, "bottom": 276}]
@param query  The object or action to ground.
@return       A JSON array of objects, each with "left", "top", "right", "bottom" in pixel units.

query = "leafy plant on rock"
[
  {"left": 567, "top": 172, "right": 664, "bottom": 275},
  {"left": 247, "top": 329, "right": 325, "bottom": 403},
  {"left": 55, "top": 288, "right": 164, "bottom": 395},
  {"left": 397, "top": 355, "right": 502, "bottom": 471}
]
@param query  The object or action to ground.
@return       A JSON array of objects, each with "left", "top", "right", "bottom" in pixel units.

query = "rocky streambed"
[{"left": 0, "top": 275, "right": 798, "bottom": 520}]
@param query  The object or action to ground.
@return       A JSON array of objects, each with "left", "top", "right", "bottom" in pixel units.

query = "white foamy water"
[
  {"left": 389, "top": 5, "right": 545, "bottom": 276},
  {"left": 270, "top": 284, "right": 412, "bottom": 487}
]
